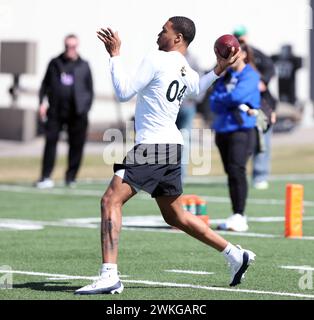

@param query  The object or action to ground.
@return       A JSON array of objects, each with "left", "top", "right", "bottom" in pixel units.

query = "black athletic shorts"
[{"left": 113, "top": 144, "right": 183, "bottom": 198}]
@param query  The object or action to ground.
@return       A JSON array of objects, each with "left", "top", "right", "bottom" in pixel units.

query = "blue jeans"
[
  {"left": 176, "top": 104, "right": 197, "bottom": 182},
  {"left": 252, "top": 127, "right": 273, "bottom": 183}
]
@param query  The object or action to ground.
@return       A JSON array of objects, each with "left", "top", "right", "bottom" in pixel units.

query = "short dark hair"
[
  {"left": 169, "top": 16, "right": 196, "bottom": 46},
  {"left": 64, "top": 34, "right": 78, "bottom": 41}
]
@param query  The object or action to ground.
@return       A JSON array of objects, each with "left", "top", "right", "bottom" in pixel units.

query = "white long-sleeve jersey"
[{"left": 109, "top": 50, "right": 219, "bottom": 145}]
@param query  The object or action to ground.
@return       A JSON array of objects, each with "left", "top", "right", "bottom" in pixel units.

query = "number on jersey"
[{"left": 166, "top": 81, "right": 187, "bottom": 104}]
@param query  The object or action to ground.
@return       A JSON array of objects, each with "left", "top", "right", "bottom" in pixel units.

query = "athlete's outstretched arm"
[
  {"left": 97, "top": 28, "right": 155, "bottom": 102},
  {"left": 97, "top": 27, "right": 121, "bottom": 58},
  {"left": 198, "top": 47, "right": 241, "bottom": 96},
  {"left": 214, "top": 47, "right": 241, "bottom": 76}
]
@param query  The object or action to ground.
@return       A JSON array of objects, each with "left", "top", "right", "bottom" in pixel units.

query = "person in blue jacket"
[{"left": 210, "top": 42, "right": 260, "bottom": 232}]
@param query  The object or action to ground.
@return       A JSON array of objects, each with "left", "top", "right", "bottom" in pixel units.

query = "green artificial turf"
[{"left": 0, "top": 179, "right": 314, "bottom": 300}]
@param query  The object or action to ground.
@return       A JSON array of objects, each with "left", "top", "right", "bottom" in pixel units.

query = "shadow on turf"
[
  {"left": 13, "top": 282, "right": 173, "bottom": 293},
  {"left": 13, "top": 281, "right": 80, "bottom": 293}
]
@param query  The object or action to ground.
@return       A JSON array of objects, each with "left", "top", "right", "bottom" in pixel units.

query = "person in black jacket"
[
  {"left": 36, "top": 34, "right": 94, "bottom": 188},
  {"left": 233, "top": 26, "right": 277, "bottom": 190}
]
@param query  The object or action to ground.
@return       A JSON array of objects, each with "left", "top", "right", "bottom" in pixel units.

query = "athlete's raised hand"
[
  {"left": 97, "top": 28, "right": 121, "bottom": 57},
  {"left": 214, "top": 47, "right": 241, "bottom": 76}
]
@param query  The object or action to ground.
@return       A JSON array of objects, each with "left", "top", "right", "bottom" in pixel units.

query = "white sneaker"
[
  {"left": 217, "top": 214, "right": 249, "bottom": 232},
  {"left": 253, "top": 181, "right": 269, "bottom": 190},
  {"left": 229, "top": 245, "right": 256, "bottom": 287},
  {"left": 65, "top": 181, "right": 77, "bottom": 188},
  {"left": 35, "top": 178, "right": 54, "bottom": 189},
  {"left": 75, "top": 272, "right": 123, "bottom": 295}
]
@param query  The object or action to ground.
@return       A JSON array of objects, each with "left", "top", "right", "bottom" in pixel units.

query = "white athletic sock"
[
  {"left": 222, "top": 243, "right": 242, "bottom": 264},
  {"left": 101, "top": 263, "right": 118, "bottom": 276}
]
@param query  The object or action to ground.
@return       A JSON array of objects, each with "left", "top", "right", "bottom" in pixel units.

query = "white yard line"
[
  {"left": 0, "top": 270, "right": 128, "bottom": 279},
  {"left": 165, "top": 270, "right": 214, "bottom": 275},
  {"left": 1, "top": 269, "right": 314, "bottom": 299},
  {"left": 1, "top": 184, "right": 314, "bottom": 207},
  {"left": 1, "top": 217, "right": 314, "bottom": 240},
  {"left": 124, "top": 227, "right": 314, "bottom": 241},
  {"left": 122, "top": 227, "right": 281, "bottom": 238},
  {"left": 122, "top": 280, "right": 314, "bottom": 299},
  {"left": 0, "top": 185, "right": 103, "bottom": 197},
  {"left": 0, "top": 270, "right": 99, "bottom": 280},
  {"left": 123, "top": 227, "right": 314, "bottom": 241},
  {"left": 216, "top": 230, "right": 279, "bottom": 239},
  {"left": 249, "top": 217, "right": 314, "bottom": 222},
  {"left": 280, "top": 266, "right": 314, "bottom": 271}
]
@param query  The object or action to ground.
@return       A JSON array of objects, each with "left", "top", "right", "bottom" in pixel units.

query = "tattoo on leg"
[
  {"left": 102, "top": 219, "right": 119, "bottom": 251},
  {"left": 107, "top": 219, "right": 114, "bottom": 249}
]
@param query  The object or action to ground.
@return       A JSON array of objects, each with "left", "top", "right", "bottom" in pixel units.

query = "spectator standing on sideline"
[
  {"left": 210, "top": 42, "right": 260, "bottom": 232},
  {"left": 233, "top": 26, "right": 277, "bottom": 190},
  {"left": 36, "top": 34, "right": 94, "bottom": 189}
]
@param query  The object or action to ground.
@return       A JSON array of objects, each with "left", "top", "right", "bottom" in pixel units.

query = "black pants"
[
  {"left": 215, "top": 129, "right": 255, "bottom": 215},
  {"left": 41, "top": 114, "right": 88, "bottom": 182}
]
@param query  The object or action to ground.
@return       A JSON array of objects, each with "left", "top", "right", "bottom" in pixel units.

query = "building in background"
[{"left": 0, "top": 0, "right": 312, "bottom": 131}]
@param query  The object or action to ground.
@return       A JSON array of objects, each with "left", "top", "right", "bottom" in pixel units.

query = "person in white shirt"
[{"left": 75, "top": 16, "right": 256, "bottom": 295}]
